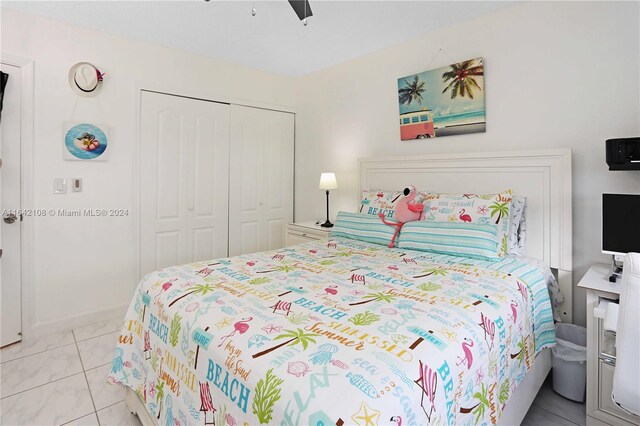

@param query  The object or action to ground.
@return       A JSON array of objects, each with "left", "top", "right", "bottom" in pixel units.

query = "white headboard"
[{"left": 359, "top": 149, "right": 573, "bottom": 322}]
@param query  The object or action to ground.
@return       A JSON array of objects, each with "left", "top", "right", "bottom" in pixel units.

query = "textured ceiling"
[{"left": 3, "top": 1, "right": 515, "bottom": 76}]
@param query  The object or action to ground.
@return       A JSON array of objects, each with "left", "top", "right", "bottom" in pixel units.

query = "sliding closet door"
[
  {"left": 139, "top": 91, "right": 230, "bottom": 276},
  {"left": 229, "top": 105, "right": 294, "bottom": 256}
]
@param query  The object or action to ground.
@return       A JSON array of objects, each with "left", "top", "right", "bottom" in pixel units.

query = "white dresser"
[
  {"left": 285, "top": 222, "right": 331, "bottom": 246},
  {"left": 578, "top": 263, "right": 639, "bottom": 426}
]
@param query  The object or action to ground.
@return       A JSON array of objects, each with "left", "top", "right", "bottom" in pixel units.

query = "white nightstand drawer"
[
  {"left": 286, "top": 222, "right": 331, "bottom": 246},
  {"left": 289, "top": 228, "right": 323, "bottom": 239},
  {"left": 287, "top": 231, "right": 320, "bottom": 245}
]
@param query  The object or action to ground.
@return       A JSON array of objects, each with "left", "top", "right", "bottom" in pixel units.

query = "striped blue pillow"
[
  {"left": 331, "top": 211, "right": 397, "bottom": 247},
  {"left": 398, "top": 221, "right": 501, "bottom": 260}
]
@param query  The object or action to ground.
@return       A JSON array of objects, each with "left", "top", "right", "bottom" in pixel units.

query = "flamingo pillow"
[{"left": 420, "top": 189, "right": 513, "bottom": 257}]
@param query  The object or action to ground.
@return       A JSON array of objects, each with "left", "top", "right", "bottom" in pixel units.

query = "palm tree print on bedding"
[{"left": 107, "top": 235, "right": 551, "bottom": 426}]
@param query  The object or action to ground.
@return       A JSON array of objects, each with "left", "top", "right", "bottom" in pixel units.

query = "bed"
[{"left": 110, "top": 149, "right": 572, "bottom": 426}]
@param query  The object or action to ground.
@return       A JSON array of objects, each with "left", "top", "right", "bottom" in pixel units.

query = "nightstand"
[
  {"left": 578, "top": 263, "right": 639, "bottom": 426},
  {"left": 285, "top": 222, "right": 331, "bottom": 246}
]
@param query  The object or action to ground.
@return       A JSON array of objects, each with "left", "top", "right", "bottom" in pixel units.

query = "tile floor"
[
  {"left": 1, "top": 318, "right": 586, "bottom": 425},
  {"left": 522, "top": 375, "right": 586, "bottom": 425},
  {"left": 0, "top": 318, "right": 141, "bottom": 426}
]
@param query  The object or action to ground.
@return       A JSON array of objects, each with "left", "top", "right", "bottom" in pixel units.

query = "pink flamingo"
[
  {"left": 395, "top": 186, "right": 424, "bottom": 223},
  {"left": 509, "top": 300, "right": 518, "bottom": 323},
  {"left": 456, "top": 338, "right": 474, "bottom": 369},
  {"left": 218, "top": 317, "right": 253, "bottom": 347},
  {"left": 459, "top": 209, "right": 472, "bottom": 223},
  {"left": 379, "top": 186, "right": 424, "bottom": 248},
  {"left": 390, "top": 416, "right": 403, "bottom": 426}
]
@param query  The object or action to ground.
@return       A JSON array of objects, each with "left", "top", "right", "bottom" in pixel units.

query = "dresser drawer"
[{"left": 599, "top": 360, "right": 640, "bottom": 424}]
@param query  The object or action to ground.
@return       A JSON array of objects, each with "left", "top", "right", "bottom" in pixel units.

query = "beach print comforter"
[{"left": 108, "top": 237, "right": 555, "bottom": 426}]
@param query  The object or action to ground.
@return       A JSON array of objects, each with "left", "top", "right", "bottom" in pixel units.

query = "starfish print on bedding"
[
  {"left": 351, "top": 402, "right": 380, "bottom": 426},
  {"left": 262, "top": 324, "right": 283, "bottom": 335},
  {"left": 215, "top": 317, "right": 231, "bottom": 329},
  {"left": 440, "top": 327, "right": 457, "bottom": 342}
]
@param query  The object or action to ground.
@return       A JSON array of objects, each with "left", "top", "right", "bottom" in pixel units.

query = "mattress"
[{"left": 108, "top": 236, "right": 555, "bottom": 426}]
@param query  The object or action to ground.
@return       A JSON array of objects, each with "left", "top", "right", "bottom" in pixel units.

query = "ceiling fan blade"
[{"left": 287, "top": 0, "right": 313, "bottom": 20}]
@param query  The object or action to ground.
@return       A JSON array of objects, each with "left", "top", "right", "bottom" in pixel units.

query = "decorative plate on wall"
[{"left": 63, "top": 122, "right": 108, "bottom": 161}]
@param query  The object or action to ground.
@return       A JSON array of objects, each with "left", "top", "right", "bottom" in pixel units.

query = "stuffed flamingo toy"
[{"left": 379, "top": 185, "right": 424, "bottom": 248}]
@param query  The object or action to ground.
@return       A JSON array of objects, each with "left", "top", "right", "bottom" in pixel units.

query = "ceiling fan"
[
  {"left": 287, "top": 0, "right": 313, "bottom": 22},
  {"left": 204, "top": 0, "right": 313, "bottom": 25}
]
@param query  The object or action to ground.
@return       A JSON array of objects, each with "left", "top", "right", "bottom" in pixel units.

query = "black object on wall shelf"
[{"left": 606, "top": 137, "right": 640, "bottom": 170}]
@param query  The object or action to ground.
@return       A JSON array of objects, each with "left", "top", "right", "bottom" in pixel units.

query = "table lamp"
[{"left": 319, "top": 172, "right": 338, "bottom": 227}]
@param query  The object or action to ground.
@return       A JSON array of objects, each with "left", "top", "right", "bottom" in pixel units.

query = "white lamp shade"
[{"left": 319, "top": 172, "right": 338, "bottom": 190}]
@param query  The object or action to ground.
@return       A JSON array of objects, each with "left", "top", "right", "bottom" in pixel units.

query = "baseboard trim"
[{"left": 27, "top": 303, "right": 129, "bottom": 339}]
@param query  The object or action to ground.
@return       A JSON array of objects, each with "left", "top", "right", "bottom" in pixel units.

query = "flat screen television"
[{"left": 602, "top": 193, "right": 640, "bottom": 255}]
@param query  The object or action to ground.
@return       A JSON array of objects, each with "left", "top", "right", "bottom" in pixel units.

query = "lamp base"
[{"left": 320, "top": 220, "right": 334, "bottom": 228}]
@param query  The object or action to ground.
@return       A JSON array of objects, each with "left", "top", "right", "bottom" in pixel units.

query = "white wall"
[
  {"left": 294, "top": 1, "right": 640, "bottom": 325},
  {"left": 1, "top": 8, "right": 296, "bottom": 333},
  {"left": 2, "top": 2, "right": 638, "bottom": 331}
]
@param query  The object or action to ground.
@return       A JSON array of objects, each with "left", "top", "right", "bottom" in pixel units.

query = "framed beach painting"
[
  {"left": 398, "top": 57, "right": 485, "bottom": 140},
  {"left": 63, "top": 122, "right": 109, "bottom": 161}
]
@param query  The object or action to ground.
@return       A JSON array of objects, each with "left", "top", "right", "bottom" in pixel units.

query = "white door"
[
  {"left": 229, "top": 105, "right": 294, "bottom": 256},
  {"left": 0, "top": 63, "right": 22, "bottom": 347},
  {"left": 139, "top": 91, "right": 230, "bottom": 277}
]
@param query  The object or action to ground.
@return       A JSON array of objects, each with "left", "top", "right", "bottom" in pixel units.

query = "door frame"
[
  {"left": 132, "top": 82, "right": 295, "bottom": 285},
  {"left": 1, "top": 54, "right": 35, "bottom": 338}
]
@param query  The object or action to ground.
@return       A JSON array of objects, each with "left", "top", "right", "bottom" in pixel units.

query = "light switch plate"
[
  {"left": 71, "top": 178, "right": 82, "bottom": 192},
  {"left": 53, "top": 178, "right": 67, "bottom": 194}
]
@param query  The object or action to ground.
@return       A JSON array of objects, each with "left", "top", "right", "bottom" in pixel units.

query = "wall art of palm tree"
[{"left": 398, "top": 57, "right": 485, "bottom": 140}]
